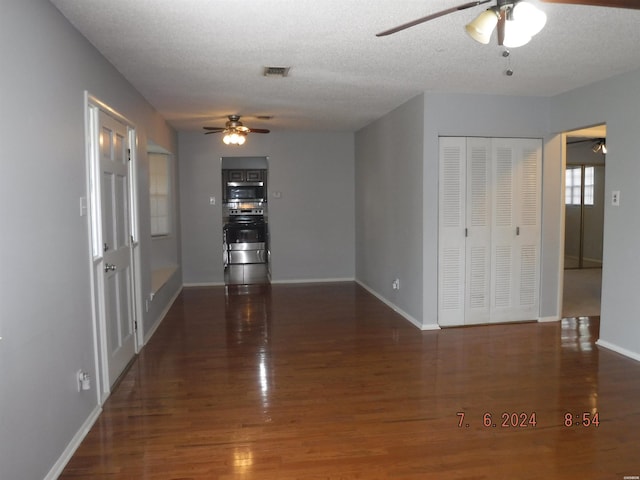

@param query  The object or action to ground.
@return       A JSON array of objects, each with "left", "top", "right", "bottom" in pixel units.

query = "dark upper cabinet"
[{"left": 224, "top": 169, "right": 265, "bottom": 183}]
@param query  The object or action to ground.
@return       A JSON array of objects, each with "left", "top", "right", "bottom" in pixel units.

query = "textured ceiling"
[{"left": 49, "top": 0, "right": 640, "bottom": 133}]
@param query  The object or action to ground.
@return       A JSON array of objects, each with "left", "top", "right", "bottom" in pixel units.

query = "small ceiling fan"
[
  {"left": 377, "top": 0, "right": 640, "bottom": 47},
  {"left": 203, "top": 115, "right": 270, "bottom": 145}
]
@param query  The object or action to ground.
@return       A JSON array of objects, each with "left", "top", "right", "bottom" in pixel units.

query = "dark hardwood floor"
[{"left": 60, "top": 282, "right": 640, "bottom": 479}]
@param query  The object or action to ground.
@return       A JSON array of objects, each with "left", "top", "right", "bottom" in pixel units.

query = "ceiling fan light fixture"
[
  {"left": 592, "top": 139, "right": 607, "bottom": 154},
  {"left": 503, "top": 19, "right": 532, "bottom": 48},
  {"left": 204, "top": 115, "right": 269, "bottom": 143},
  {"left": 512, "top": 2, "right": 547, "bottom": 37},
  {"left": 223, "top": 129, "right": 247, "bottom": 146},
  {"left": 465, "top": 8, "right": 500, "bottom": 44}
]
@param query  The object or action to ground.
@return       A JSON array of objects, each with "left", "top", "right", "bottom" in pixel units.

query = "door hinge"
[
  {"left": 134, "top": 320, "right": 138, "bottom": 332},
  {"left": 127, "top": 148, "right": 131, "bottom": 162}
]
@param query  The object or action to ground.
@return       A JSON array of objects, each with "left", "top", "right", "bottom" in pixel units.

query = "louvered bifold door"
[
  {"left": 438, "top": 137, "right": 467, "bottom": 326},
  {"left": 464, "top": 138, "right": 492, "bottom": 325},
  {"left": 513, "top": 139, "right": 542, "bottom": 321},
  {"left": 490, "top": 138, "right": 541, "bottom": 323}
]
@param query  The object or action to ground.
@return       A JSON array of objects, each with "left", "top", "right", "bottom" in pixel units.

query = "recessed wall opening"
[{"left": 147, "top": 141, "right": 179, "bottom": 297}]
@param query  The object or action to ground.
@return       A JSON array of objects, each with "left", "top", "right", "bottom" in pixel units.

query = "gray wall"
[
  {"left": 355, "top": 95, "right": 425, "bottom": 326},
  {"left": 357, "top": 90, "right": 640, "bottom": 339},
  {"left": 354, "top": 93, "right": 554, "bottom": 329},
  {"left": 179, "top": 131, "right": 355, "bottom": 284},
  {"left": 4, "top": 2, "right": 640, "bottom": 479},
  {"left": 550, "top": 68, "right": 640, "bottom": 358},
  {"left": 420, "top": 93, "right": 553, "bottom": 325},
  {"left": 0, "top": 2, "right": 179, "bottom": 479}
]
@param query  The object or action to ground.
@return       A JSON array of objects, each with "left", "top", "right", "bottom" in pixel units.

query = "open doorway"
[{"left": 562, "top": 125, "right": 606, "bottom": 318}]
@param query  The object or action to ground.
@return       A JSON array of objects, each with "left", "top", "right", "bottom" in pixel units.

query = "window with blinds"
[{"left": 566, "top": 166, "right": 594, "bottom": 206}]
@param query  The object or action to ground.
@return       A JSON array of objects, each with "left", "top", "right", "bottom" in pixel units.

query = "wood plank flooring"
[{"left": 60, "top": 282, "right": 640, "bottom": 479}]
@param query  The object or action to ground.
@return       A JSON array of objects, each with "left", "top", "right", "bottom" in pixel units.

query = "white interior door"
[
  {"left": 99, "top": 111, "right": 136, "bottom": 387},
  {"left": 438, "top": 137, "right": 541, "bottom": 327},
  {"left": 490, "top": 138, "right": 542, "bottom": 323},
  {"left": 465, "top": 138, "right": 492, "bottom": 325},
  {"left": 438, "top": 137, "right": 493, "bottom": 326},
  {"left": 438, "top": 137, "right": 466, "bottom": 326},
  {"left": 512, "top": 139, "right": 542, "bottom": 321}
]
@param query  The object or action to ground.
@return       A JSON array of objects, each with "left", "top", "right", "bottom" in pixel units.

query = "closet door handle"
[
  {"left": 516, "top": 226, "right": 520, "bottom": 236},
  {"left": 465, "top": 228, "right": 468, "bottom": 237}
]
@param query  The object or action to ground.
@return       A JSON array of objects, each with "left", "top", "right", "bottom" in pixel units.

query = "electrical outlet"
[
  {"left": 392, "top": 278, "right": 400, "bottom": 290},
  {"left": 77, "top": 370, "right": 91, "bottom": 392}
]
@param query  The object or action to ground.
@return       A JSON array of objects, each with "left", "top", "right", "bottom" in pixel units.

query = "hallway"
[
  {"left": 61, "top": 283, "right": 640, "bottom": 479},
  {"left": 562, "top": 268, "right": 602, "bottom": 318}
]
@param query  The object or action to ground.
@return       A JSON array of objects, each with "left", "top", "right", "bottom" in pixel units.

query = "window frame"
[
  {"left": 565, "top": 165, "right": 595, "bottom": 207},
  {"left": 149, "top": 153, "right": 172, "bottom": 237}
]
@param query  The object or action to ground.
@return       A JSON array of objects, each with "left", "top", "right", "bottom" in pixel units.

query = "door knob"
[{"left": 104, "top": 263, "right": 116, "bottom": 272}]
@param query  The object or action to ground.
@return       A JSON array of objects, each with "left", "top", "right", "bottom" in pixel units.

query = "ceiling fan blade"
[
  {"left": 497, "top": 12, "right": 505, "bottom": 46},
  {"left": 204, "top": 131, "right": 223, "bottom": 135},
  {"left": 540, "top": 0, "right": 640, "bottom": 8},
  {"left": 203, "top": 127, "right": 224, "bottom": 132},
  {"left": 376, "top": 0, "right": 492, "bottom": 37},
  {"left": 248, "top": 128, "right": 270, "bottom": 134}
]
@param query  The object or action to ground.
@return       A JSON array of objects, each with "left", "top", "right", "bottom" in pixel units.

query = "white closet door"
[
  {"left": 464, "top": 138, "right": 492, "bottom": 325},
  {"left": 438, "top": 137, "right": 541, "bottom": 327},
  {"left": 490, "top": 138, "right": 541, "bottom": 323},
  {"left": 513, "top": 139, "right": 542, "bottom": 320},
  {"left": 438, "top": 137, "right": 466, "bottom": 326}
]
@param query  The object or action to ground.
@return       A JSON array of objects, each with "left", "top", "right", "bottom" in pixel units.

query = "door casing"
[{"left": 84, "top": 92, "right": 141, "bottom": 403}]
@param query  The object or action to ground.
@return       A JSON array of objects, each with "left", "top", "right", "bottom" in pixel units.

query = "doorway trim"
[
  {"left": 84, "top": 91, "right": 141, "bottom": 403},
  {"left": 557, "top": 124, "right": 607, "bottom": 321}
]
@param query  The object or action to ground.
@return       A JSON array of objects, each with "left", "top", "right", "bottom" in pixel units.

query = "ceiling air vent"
[{"left": 263, "top": 66, "right": 290, "bottom": 77}]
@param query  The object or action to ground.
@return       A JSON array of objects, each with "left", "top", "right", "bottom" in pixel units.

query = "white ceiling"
[{"left": 50, "top": 0, "right": 640, "bottom": 133}]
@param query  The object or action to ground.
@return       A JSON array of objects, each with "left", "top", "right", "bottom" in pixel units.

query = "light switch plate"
[
  {"left": 209, "top": 196, "right": 216, "bottom": 205},
  {"left": 612, "top": 190, "right": 620, "bottom": 206}
]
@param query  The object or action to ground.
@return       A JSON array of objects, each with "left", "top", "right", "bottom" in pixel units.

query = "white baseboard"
[
  {"left": 596, "top": 339, "right": 640, "bottom": 362},
  {"left": 420, "top": 322, "right": 441, "bottom": 331},
  {"left": 182, "top": 281, "right": 226, "bottom": 287},
  {"left": 355, "top": 280, "right": 439, "bottom": 331},
  {"left": 538, "top": 315, "right": 561, "bottom": 323},
  {"left": 144, "top": 286, "right": 183, "bottom": 345},
  {"left": 44, "top": 404, "right": 102, "bottom": 480},
  {"left": 270, "top": 277, "right": 355, "bottom": 284},
  {"left": 183, "top": 278, "right": 355, "bottom": 287},
  {"left": 47, "top": 284, "right": 184, "bottom": 479}
]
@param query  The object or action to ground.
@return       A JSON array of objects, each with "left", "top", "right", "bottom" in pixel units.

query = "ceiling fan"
[
  {"left": 376, "top": 0, "right": 640, "bottom": 48},
  {"left": 203, "top": 115, "right": 270, "bottom": 145}
]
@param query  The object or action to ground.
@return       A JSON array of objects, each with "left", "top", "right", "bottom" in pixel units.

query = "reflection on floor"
[
  {"left": 561, "top": 316, "right": 599, "bottom": 352},
  {"left": 563, "top": 268, "right": 602, "bottom": 318},
  {"left": 564, "top": 255, "right": 602, "bottom": 269},
  {"left": 59, "top": 283, "right": 640, "bottom": 479}
]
